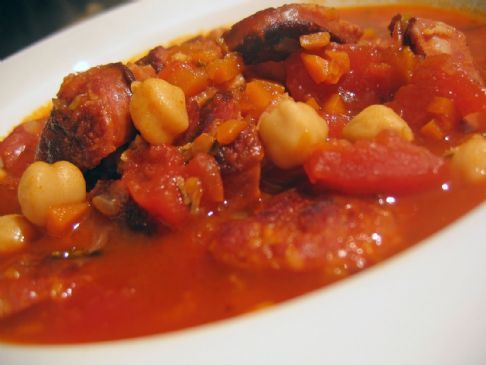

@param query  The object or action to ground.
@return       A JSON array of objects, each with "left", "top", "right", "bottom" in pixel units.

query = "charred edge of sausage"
[
  {"left": 119, "top": 198, "right": 158, "bottom": 234},
  {"left": 243, "top": 22, "right": 327, "bottom": 64},
  {"left": 120, "top": 62, "right": 136, "bottom": 85},
  {"left": 223, "top": 4, "right": 362, "bottom": 64},
  {"left": 36, "top": 63, "right": 135, "bottom": 172},
  {"left": 90, "top": 180, "right": 158, "bottom": 235},
  {"left": 36, "top": 108, "right": 77, "bottom": 163},
  {"left": 84, "top": 143, "right": 130, "bottom": 191},
  {"left": 388, "top": 14, "right": 418, "bottom": 53}
]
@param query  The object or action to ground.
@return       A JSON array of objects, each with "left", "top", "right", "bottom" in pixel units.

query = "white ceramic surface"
[{"left": 0, "top": 1, "right": 485, "bottom": 364}]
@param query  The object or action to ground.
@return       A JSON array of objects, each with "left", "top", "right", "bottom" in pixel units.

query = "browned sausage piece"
[
  {"left": 36, "top": 63, "right": 135, "bottom": 171},
  {"left": 90, "top": 179, "right": 157, "bottom": 234},
  {"left": 389, "top": 15, "right": 483, "bottom": 84},
  {"left": 223, "top": 4, "right": 362, "bottom": 64},
  {"left": 210, "top": 190, "right": 402, "bottom": 273}
]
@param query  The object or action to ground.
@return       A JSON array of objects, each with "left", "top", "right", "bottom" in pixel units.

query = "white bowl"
[{"left": 0, "top": 1, "right": 485, "bottom": 364}]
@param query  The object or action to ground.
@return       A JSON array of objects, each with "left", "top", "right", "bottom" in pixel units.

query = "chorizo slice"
[
  {"left": 210, "top": 190, "right": 402, "bottom": 274},
  {"left": 389, "top": 15, "right": 482, "bottom": 84},
  {"left": 36, "top": 63, "right": 135, "bottom": 171},
  {"left": 223, "top": 4, "right": 362, "bottom": 64}
]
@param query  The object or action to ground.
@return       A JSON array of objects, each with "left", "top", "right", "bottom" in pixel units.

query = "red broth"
[{"left": 0, "top": 5, "right": 485, "bottom": 343}]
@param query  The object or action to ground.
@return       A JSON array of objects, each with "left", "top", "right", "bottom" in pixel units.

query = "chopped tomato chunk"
[
  {"left": 121, "top": 143, "right": 190, "bottom": 228},
  {"left": 121, "top": 141, "right": 224, "bottom": 227},
  {"left": 0, "top": 119, "right": 45, "bottom": 177},
  {"left": 186, "top": 153, "right": 224, "bottom": 204},
  {"left": 304, "top": 132, "right": 448, "bottom": 194},
  {"left": 388, "top": 55, "right": 486, "bottom": 129}
]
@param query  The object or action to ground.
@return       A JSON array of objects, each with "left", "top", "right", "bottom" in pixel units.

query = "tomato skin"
[
  {"left": 304, "top": 132, "right": 448, "bottom": 194},
  {"left": 186, "top": 153, "right": 224, "bottom": 204},
  {"left": 0, "top": 119, "right": 45, "bottom": 177}
]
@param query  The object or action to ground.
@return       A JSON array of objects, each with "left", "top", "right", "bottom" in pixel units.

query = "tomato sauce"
[{"left": 0, "top": 5, "right": 485, "bottom": 344}]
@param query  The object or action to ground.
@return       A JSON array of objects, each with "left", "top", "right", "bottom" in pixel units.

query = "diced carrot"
[
  {"left": 216, "top": 119, "right": 248, "bottom": 145},
  {"left": 46, "top": 202, "right": 89, "bottom": 237},
  {"left": 322, "top": 93, "right": 345, "bottom": 114},
  {"left": 301, "top": 53, "right": 330, "bottom": 84},
  {"left": 0, "top": 168, "right": 6, "bottom": 181},
  {"left": 420, "top": 119, "right": 446, "bottom": 140},
  {"left": 427, "top": 96, "right": 456, "bottom": 118},
  {"left": 324, "top": 50, "right": 351, "bottom": 84},
  {"left": 192, "top": 133, "right": 215, "bottom": 154},
  {"left": 240, "top": 79, "right": 285, "bottom": 117},
  {"left": 299, "top": 32, "right": 330, "bottom": 51},
  {"left": 305, "top": 97, "right": 321, "bottom": 111},
  {"left": 427, "top": 96, "right": 457, "bottom": 131},
  {"left": 398, "top": 46, "right": 417, "bottom": 82},
  {"left": 206, "top": 53, "right": 242, "bottom": 84},
  {"left": 159, "top": 62, "right": 209, "bottom": 96},
  {"left": 188, "top": 49, "right": 221, "bottom": 65},
  {"left": 361, "top": 27, "right": 377, "bottom": 40},
  {"left": 301, "top": 51, "right": 350, "bottom": 85}
]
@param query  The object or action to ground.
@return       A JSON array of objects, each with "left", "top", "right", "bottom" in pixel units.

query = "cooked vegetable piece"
[
  {"left": 240, "top": 79, "right": 286, "bottom": 118},
  {"left": 186, "top": 153, "right": 224, "bottom": 204},
  {"left": 121, "top": 139, "right": 224, "bottom": 228},
  {"left": 121, "top": 141, "right": 190, "bottom": 228},
  {"left": 45, "top": 202, "right": 90, "bottom": 237},
  {"left": 301, "top": 50, "right": 350, "bottom": 85},
  {"left": 388, "top": 55, "right": 486, "bottom": 130},
  {"left": 0, "top": 119, "right": 45, "bottom": 178},
  {"left": 0, "top": 215, "right": 36, "bottom": 255},
  {"left": 450, "top": 134, "right": 486, "bottom": 183},
  {"left": 206, "top": 53, "right": 243, "bottom": 84},
  {"left": 18, "top": 161, "right": 87, "bottom": 226},
  {"left": 342, "top": 104, "right": 414, "bottom": 141},
  {"left": 304, "top": 132, "right": 447, "bottom": 194},
  {"left": 299, "top": 31, "right": 331, "bottom": 50},
  {"left": 285, "top": 43, "right": 411, "bottom": 114},
  {"left": 130, "top": 78, "right": 189, "bottom": 145},
  {"left": 258, "top": 98, "right": 328, "bottom": 169}
]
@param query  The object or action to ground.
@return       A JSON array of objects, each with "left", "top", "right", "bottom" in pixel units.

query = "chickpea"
[
  {"left": 18, "top": 161, "right": 86, "bottom": 226},
  {"left": 258, "top": 98, "right": 328, "bottom": 169},
  {"left": 343, "top": 104, "right": 414, "bottom": 142},
  {"left": 0, "top": 214, "right": 36, "bottom": 255},
  {"left": 450, "top": 134, "right": 486, "bottom": 183},
  {"left": 130, "top": 78, "right": 189, "bottom": 145}
]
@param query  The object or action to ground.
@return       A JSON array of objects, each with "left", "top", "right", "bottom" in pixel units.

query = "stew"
[{"left": 0, "top": 3, "right": 485, "bottom": 344}]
